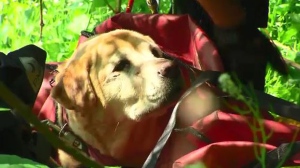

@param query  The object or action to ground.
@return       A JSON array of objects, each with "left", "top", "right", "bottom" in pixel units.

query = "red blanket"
[{"left": 33, "top": 13, "right": 300, "bottom": 167}]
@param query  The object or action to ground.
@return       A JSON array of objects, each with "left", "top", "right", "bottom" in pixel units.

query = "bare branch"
[
  {"left": 116, "top": 0, "right": 121, "bottom": 13},
  {"left": 104, "top": 0, "right": 117, "bottom": 14},
  {"left": 284, "top": 58, "right": 300, "bottom": 71},
  {"left": 39, "top": 0, "right": 45, "bottom": 40}
]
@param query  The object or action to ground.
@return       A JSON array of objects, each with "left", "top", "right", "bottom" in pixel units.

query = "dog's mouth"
[
  {"left": 146, "top": 74, "right": 184, "bottom": 100},
  {"left": 126, "top": 56, "right": 195, "bottom": 120},
  {"left": 147, "top": 85, "right": 184, "bottom": 107},
  {"left": 137, "top": 68, "right": 187, "bottom": 119},
  {"left": 149, "top": 59, "right": 186, "bottom": 97}
]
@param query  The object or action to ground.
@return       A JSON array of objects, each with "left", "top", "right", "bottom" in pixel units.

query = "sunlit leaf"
[
  {"left": 0, "top": 155, "right": 49, "bottom": 168},
  {"left": 280, "top": 28, "right": 297, "bottom": 43},
  {"left": 90, "top": 0, "right": 116, "bottom": 14}
]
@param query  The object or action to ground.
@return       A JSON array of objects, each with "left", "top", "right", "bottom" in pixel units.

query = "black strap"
[
  {"left": 174, "top": 127, "right": 212, "bottom": 144},
  {"left": 247, "top": 141, "right": 300, "bottom": 168},
  {"left": 81, "top": 30, "right": 95, "bottom": 38},
  {"left": 0, "top": 45, "right": 46, "bottom": 108},
  {"left": 142, "top": 71, "right": 220, "bottom": 168},
  {"left": 142, "top": 70, "right": 300, "bottom": 168},
  {"left": 253, "top": 90, "right": 300, "bottom": 121}
]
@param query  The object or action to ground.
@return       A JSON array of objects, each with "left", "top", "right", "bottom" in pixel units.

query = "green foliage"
[
  {"left": 0, "top": 108, "right": 9, "bottom": 111},
  {"left": 185, "top": 162, "right": 206, "bottom": 168},
  {"left": 0, "top": 0, "right": 300, "bottom": 167},
  {"left": 0, "top": 155, "right": 49, "bottom": 168},
  {"left": 0, "top": 0, "right": 171, "bottom": 62},
  {"left": 265, "top": 0, "right": 300, "bottom": 105},
  {"left": 0, "top": 0, "right": 298, "bottom": 103}
]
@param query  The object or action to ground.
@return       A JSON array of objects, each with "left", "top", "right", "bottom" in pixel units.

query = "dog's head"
[{"left": 51, "top": 29, "right": 187, "bottom": 121}]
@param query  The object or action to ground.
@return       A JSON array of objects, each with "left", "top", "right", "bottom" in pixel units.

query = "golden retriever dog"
[{"left": 51, "top": 29, "right": 190, "bottom": 167}]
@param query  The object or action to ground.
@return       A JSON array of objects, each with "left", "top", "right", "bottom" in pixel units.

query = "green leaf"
[
  {"left": 24, "top": 8, "right": 34, "bottom": 21},
  {"left": 90, "top": 0, "right": 116, "bottom": 14},
  {"left": 289, "top": 67, "right": 300, "bottom": 79},
  {"left": 0, "top": 155, "right": 49, "bottom": 168},
  {"left": 290, "top": 13, "right": 300, "bottom": 24},
  {"left": 0, "top": 108, "right": 10, "bottom": 112},
  {"left": 276, "top": 3, "right": 290, "bottom": 13},
  {"left": 67, "top": 14, "right": 90, "bottom": 33},
  {"left": 185, "top": 162, "right": 207, "bottom": 168},
  {"left": 280, "top": 27, "right": 297, "bottom": 43},
  {"left": 295, "top": 52, "right": 300, "bottom": 63}
]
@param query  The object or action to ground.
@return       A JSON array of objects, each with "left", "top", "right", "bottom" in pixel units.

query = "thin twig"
[
  {"left": 116, "top": 0, "right": 121, "bottom": 13},
  {"left": 171, "top": 0, "right": 175, "bottom": 14},
  {"left": 39, "top": 0, "right": 45, "bottom": 41},
  {"left": 0, "top": 82, "right": 104, "bottom": 168},
  {"left": 284, "top": 58, "right": 300, "bottom": 71},
  {"left": 104, "top": 0, "right": 117, "bottom": 14}
]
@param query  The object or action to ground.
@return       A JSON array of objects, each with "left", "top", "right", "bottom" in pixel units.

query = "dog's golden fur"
[{"left": 51, "top": 29, "right": 188, "bottom": 167}]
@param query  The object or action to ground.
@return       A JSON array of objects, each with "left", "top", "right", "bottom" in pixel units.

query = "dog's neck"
[{"left": 66, "top": 107, "right": 171, "bottom": 167}]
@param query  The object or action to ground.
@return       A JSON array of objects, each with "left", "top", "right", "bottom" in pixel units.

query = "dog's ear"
[{"left": 51, "top": 54, "right": 97, "bottom": 110}]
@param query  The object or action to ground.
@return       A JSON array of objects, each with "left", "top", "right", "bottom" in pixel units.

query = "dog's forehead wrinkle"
[
  {"left": 109, "top": 29, "right": 152, "bottom": 43},
  {"left": 94, "top": 33, "right": 157, "bottom": 66},
  {"left": 106, "top": 33, "right": 154, "bottom": 51},
  {"left": 99, "top": 43, "right": 117, "bottom": 58},
  {"left": 89, "top": 69, "right": 107, "bottom": 108},
  {"left": 109, "top": 51, "right": 127, "bottom": 63}
]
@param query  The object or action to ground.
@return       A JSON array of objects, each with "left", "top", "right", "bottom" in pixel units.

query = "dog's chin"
[{"left": 127, "top": 83, "right": 184, "bottom": 121}]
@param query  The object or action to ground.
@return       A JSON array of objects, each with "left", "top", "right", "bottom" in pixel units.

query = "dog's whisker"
[
  {"left": 114, "top": 122, "right": 120, "bottom": 134},
  {"left": 162, "top": 52, "right": 199, "bottom": 81},
  {"left": 162, "top": 53, "right": 188, "bottom": 67}
]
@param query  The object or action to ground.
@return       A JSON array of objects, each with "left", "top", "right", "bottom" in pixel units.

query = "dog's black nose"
[{"left": 157, "top": 61, "right": 179, "bottom": 78}]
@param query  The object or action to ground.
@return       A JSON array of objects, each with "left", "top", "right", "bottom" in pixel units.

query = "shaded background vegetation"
[
  {"left": 0, "top": 0, "right": 300, "bottom": 167},
  {"left": 0, "top": 0, "right": 299, "bottom": 104}
]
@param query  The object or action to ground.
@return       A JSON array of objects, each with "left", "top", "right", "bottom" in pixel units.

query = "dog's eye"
[
  {"left": 151, "top": 48, "right": 161, "bottom": 58},
  {"left": 113, "top": 59, "right": 131, "bottom": 72}
]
